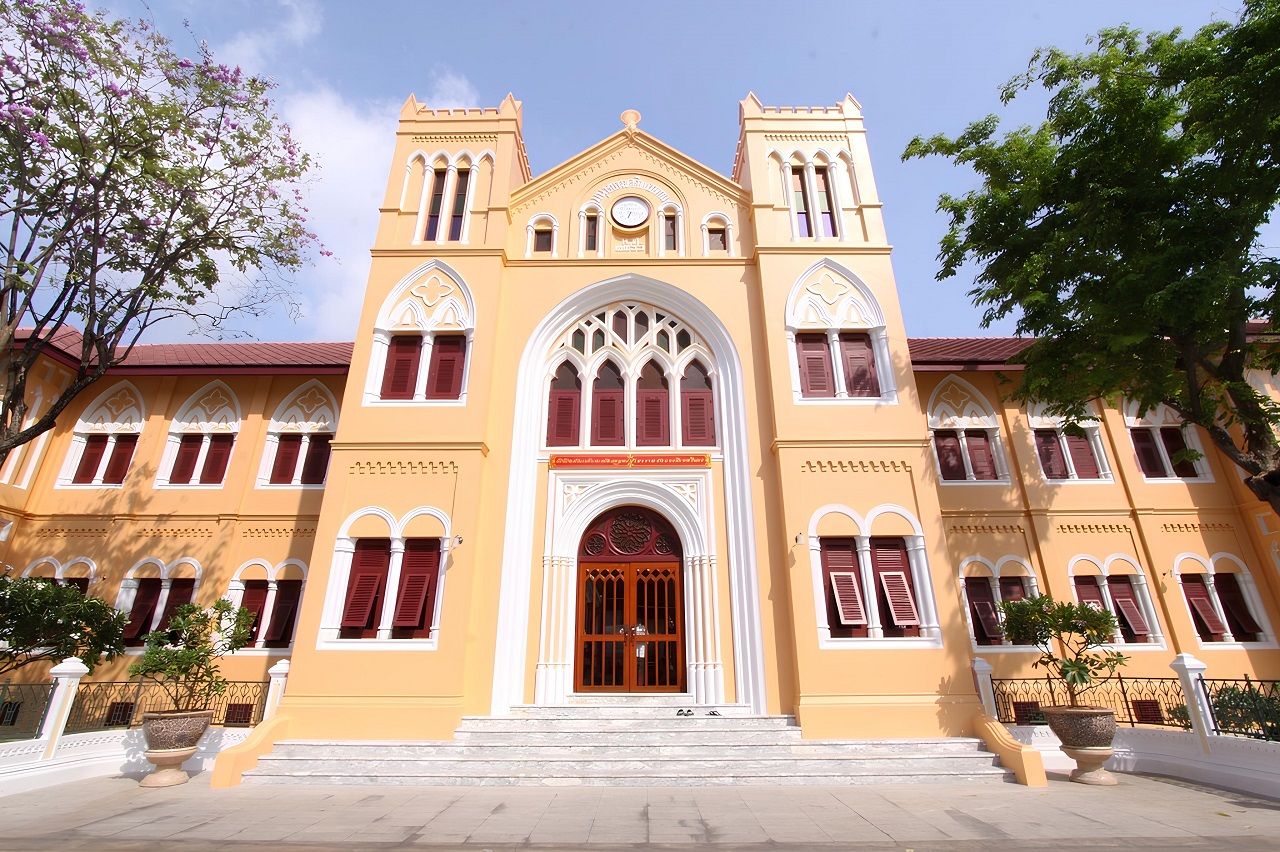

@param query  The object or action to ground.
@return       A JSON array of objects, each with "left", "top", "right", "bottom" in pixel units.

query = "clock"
[{"left": 611, "top": 196, "right": 650, "bottom": 228}]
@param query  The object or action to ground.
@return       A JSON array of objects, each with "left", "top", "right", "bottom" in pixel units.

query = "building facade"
[{"left": 4, "top": 94, "right": 1280, "bottom": 746}]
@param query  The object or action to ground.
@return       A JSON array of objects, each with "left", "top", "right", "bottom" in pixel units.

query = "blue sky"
[{"left": 111, "top": 0, "right": 1259, "bottom": 343}]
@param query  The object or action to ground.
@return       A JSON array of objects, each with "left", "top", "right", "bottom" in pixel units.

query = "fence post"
[
  {"left": 1169, "top": 653, "right": 1212, "bottom": 754},
  {"left": 40, "top": 657, "right": 88, "bottom": 760},
  {"left": 971, "top": 657, "right": 997, "bottom": 717},
  {"left": 263, "top": 659, "right": 290, "bottom": 721}
]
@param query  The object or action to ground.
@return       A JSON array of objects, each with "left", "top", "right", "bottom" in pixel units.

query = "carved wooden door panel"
[{"left": 575, "top": 561, "right": 684, "bottom": 693}]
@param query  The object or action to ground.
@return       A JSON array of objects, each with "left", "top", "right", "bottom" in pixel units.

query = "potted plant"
[
  {"left": 999, "top": 595, "right": 1129, "bottom": 785},
  {"left": 127, "top": 598, "right": 254, "bottom": 787}
]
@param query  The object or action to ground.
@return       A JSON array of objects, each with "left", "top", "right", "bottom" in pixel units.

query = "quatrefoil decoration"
[
  {"left": 294, "top": 387, "right": 328, "bottom": 415},
  {"left": 806, "top": 273, "right": 849, "bottom": 306},
  {"left": 103, "top": 389, "right": 136, "bottom": 417},
  {"left": 411, "top": 276, "right": 454, "bottom": 309},
  {"left": 198, "top": 389, "right": 230, "bottom": 416}
]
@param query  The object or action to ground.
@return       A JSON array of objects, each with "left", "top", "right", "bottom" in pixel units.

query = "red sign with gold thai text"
[{"left": 549, "top": 453, "right": 711, "bottom": 469}]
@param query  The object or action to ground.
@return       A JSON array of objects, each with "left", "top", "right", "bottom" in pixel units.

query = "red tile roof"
[
  {"left": 907, "top": 337, "right": 1034, "bottom": 370},
  {"left": 117, "top": 341, "right": 353, "bottom": 369}
]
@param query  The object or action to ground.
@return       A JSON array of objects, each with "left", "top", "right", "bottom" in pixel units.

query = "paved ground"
[{"left": 3, "top": 771, "right": 1280, "bottom": 850}]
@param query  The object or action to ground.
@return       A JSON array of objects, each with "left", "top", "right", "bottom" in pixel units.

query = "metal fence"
[
  {"left": 0, "top": 681, "right": 56, "bottom": 741},
  {"left": 1199, "top": 675, "right": 1280, "bottom": 742},
  {"left": 64, "top": 680, "right": 269, "bottom": 735},
  {"left": 991, "top": 675, "right": 1191, "bottom": 730}
]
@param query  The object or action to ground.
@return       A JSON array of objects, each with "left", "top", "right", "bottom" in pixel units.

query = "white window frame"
[
  {"left": 55, "top": 381, "right": 145, "bottom": 490},
  {"left": 402, "top": 148, "right": 492, "bottom": 246},
  {"left": 256, "top": 380, "right": 339, "bottom": 490},
  {"left": 1067, "top": 555, "right": 1166, "bottom": 651},
  {"left": 699, "top": 212, "right": 734, "bottom": 257},
  {"left": 154, "top": 381, "right": 240, "bottom": 490},
  {"left": 1027, "top": 402, "right": 1113, "bottom": 484},
  {"left": 115, "top": 557, "right": 203, "bottom": 655},
  {"left": 1173, "top": 553, "right": 1277, "bottom": 649},
  {"left": 226, "top": 558, "right": 308, "bottom": 654},
  {"left": 658, "top": 204, "right": 685, "bottom": 258},
  {"left": 926, "top": 375, "right": 1010, "bottom": 485},
  {"left": 526, "top": 213, "right": 559, "bottom": 258},
  {"left": 1122, "top": 400, "right": 1214, "bottom": 483},
  {"left": 957, "top": 556, "right": 1040, "bottom": 653}
]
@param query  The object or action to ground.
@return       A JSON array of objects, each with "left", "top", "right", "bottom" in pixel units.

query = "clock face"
[{"left": 611, "top": 196, "right": 650, "bottom": 228}]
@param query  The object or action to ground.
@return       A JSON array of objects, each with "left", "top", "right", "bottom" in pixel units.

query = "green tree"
[
  {"left": 0, "top": 0, "right": 317, "bottom": 469},
  {"left": 903, "top": 1, "right": 1280, "bottom": 511},
  {"left": 999, "top": 595, "right": 1129, "bottom": 706},
  {"left": 0, "top": 571, "right": 127, "bottom": 676},
  {"left": 127, "top": 599, "right": 254, "bottom": 713}
]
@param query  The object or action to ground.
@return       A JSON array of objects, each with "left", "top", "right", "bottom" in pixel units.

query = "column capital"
[
  {"left": 1170, "top": 652, "right": 1208, "bottom": 677},
  {"left": 50, "top": 657, "right": 90, "bottom": 678}
]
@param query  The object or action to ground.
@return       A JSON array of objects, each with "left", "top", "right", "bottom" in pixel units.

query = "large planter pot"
[
  {"left": 1039, "top": 706, "right": 1118, "bottom": 786},
  {"left": 138, "top": 709, "right": 213, "bottom": 788}
]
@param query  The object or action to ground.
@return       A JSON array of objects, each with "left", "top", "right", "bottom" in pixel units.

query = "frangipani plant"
[
  {"left": 999, "top": 595, "right": 1130, "bottom": 706},
  {"left": 127, "top": 599, "right": 254, "bottom": 713}
]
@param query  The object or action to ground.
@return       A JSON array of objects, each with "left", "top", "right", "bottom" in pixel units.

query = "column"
[
  {"left": 376, "top": 539, "right": 406, "bottom": 639},
  {"left": 263, "top": 659, "right": 290, "bottom": 721},
  {"left": 1131, "top": 573, "right": 1165, "bottom": 645},
  {"left": 321, "top": 541, "right": 355, "bottom": 641},
  {"left": 907, "top": 537, "right": 940, "bottom": 639},
  {"left": 116, "top": 578, "right": 139, "bottom": 615},
  {"left": 1204, "top": 575, "right": 1236, "bottom": 642},
  {"left": 535, "top": 554, "right": 558, "bottom": 705},
  {"left": 857, "top": 538, "right": 883, "bottom": 638},
  {"left": 577, "top": 210, "right": 588, "bottom": 258},
  {"left": 41, "top": 657, "right": 89, "bottom": 760},
  {"left": 434, "top": 165, "right": 457, "bottom": 244},
  {"left": 90, "top": 435, "right": 116, "bottom": 485},
  {"left": 459, "top": 164, "right": 478, "bottom": 244},
  {"left": 190, "top": 435, "right": 212, "bottom": 483},
  {"left": 254, "top": 581, "right": 279, "bottom": 649},
  {"left": 803, "top": 162, "right": 822, "bottom": 241},
  {"left": 412, "top": 334, "right": 433, "bottom": 401},
  {"left": 706, "top": 555, "right": 725, "bottom": 704},
  {"left": 971, "top": 657, "right": 998, "bottom": 717},
  {"left": 686, "top": 555, "right": 706, "bottom": 704},
  {"left": 366, "top": 332, "right": 391, "bottom": 402},
  {"left": 1170, "top": 653, "right": 1213, "bottom": 753},
  {"left": 150, "top": 579, "right": 173, "bottom": 631},
  {"left": 827, "top": 329, "right": 846, "bottom": 399},
  {"left": 784, "top": 164, "right": 800, "bottom": 239},
  {"left": 292, "top": 434, "right": 311, "bottom": 485}
]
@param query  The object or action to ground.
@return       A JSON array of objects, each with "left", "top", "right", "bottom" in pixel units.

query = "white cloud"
[
  {"left": 220, "top": 0, "right": 322, "bottom": 75},
  {"left": 422, "top": 69, "right": 481, "bottom": 109}
]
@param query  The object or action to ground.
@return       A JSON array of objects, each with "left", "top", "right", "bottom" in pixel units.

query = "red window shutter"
[
  {"left": 270, "top": 435, "right": 302, "bottom": 484},
  {"left": 1073, "top": 576, "right": 1106, "bottom": 610},
  {"left": 124, "top": 578, "right": 162, "bottom": 643},
  {"left": 878, "top": 571, "right": 921, "bottom": 627},
  {"left": 591, "top": 390, "right": 625, "bottom": 446},
  {"left": 965, "top": 430, "right": 998, "bottom": 480},
  {"left": 795, "top": 333, "right": 834, "bottom": 398},
  {"left": 838, "top": 333, "right": 880, "bottom": 397},
  {"left": 1159, "top": 426, "right": 1199, "bottom": 477},
  {"left": 300, "top": 434, "right": 332, "bottom": 485},
  {"left": 240, "top": 580, "right": 269, "bottom": 642},
  {"left": 72, "top": 435, "right": 109, "bottom": 484},
  {"left": 681, "top": 389, "right": 715, "bottom": 446},
  {"left": 1106, "top": 577, "right": 1151, "bottom": 637},
  {"left": 392, "top": 539, "right": 441, "bottom": 634},
  {"left": 1034, "top": 430, "right": 1069, "bottom": 479},
  {"left": 636, "top": 390, "right": 669, "bottom": 446},
  {"left": 999, "top": 576, "right": 1029, "bottom": 602},
  {"left": 101, "top": 434, "right": 138, "bottom": 485},
  {"left": 870, "top": 539, "right": 920, "bottom": 633},
  {"left": 1064, "top": 434, "right": 1101, "bottom": 479},
  {"left": 265, "top": 580, "right": 303, "bottom": 646},
  {"left": 199, "top": 434, "right": 234, "bottom": 484},
  {"left": 341, "top": 540, "right": 390, "bottom": 632},
  {"left": 964, "top": 577, "right": 1002, "bottom": 642},
  {"left": 447, "top": 170, "right": 470, "bottom": 241},
  {"left": 425, "top": 335, "right": 467, "bottom": 400},
  {"left": 1181, "top": 575, "right": 1227, "bottom": 638},
  {"left": 546, "top": 390, "right": 581, "bottom": 447},
  {"left": 1130, "top": 428, "right": 1169, "bottom": 478},
  {"left": 380, "top": 335, "right": 422, "bottom": 400},
  {"left": 820, "top": 539, "right": 866, "bottom": 636},
  {"left": 934, "top": 430, "right": 966, "bottom": 480},
  {"left": 62, "top": 577, "right": 90, "bottom": 594},
  {"left": 828, "top": 572, "right": 867, "bottom": 626},
  {"left": 169, "top": 435, "right": 202, "bottom": 484},
  {"left": 156, "top": 578, "right": 195, "bottom": 632},
  {"left": 1213, "top": 573, "right": 1262, "bottom": 638}
]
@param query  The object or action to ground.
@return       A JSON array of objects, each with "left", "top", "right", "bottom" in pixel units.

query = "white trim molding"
[
  {"left": 1067, "top": 553, "right": 1167, "bottom": 651},
  {"left": 256, "top": 380, "right": 339, "bottom": 489},
  {"left": 1172, "top": 552, "right": 1277, "bottom": 648},
  {"left": 154, "top": 380, "right": 241, "bottom": 489},
  {"left": 55, "top": 381, "right": 145, "bottom": 489},
  {"left": 926, "top": 374, "right": 1011, "bottom": 483}
]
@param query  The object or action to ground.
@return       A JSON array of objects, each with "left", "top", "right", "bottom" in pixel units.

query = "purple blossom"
[
  {"left": 178, "top": 58, "right": 193, "bottom": 69},
  {"left": 30, "top": 130, "right": 50, "bottom": 147},
  {"left": 105, "top": 82, "right": 124, "bottom": 97}
]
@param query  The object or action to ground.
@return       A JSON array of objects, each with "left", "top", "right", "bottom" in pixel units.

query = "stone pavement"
[{"left": 3, "top": 771, "right": 1280, "bottom": 850}]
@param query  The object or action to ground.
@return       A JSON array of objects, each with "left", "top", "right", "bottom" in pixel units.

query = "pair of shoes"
[
  {"left": 707, "top": 710, "right": 722, "bottom": 717},
  {"left": 676, "top": 708, "right": 694, "bottom": 717}
]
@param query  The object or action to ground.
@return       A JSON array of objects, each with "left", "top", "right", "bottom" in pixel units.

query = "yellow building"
[{"left": 4, "top": 94, "right": 1280, "bottom": 763}]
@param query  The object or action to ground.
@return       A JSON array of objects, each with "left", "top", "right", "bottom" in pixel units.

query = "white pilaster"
[
  {"left": 376, "top": 540, "right": 407, "bottom": 639},
  {"left": 264, "top": 659, "right": 291, "bottom": 721}
]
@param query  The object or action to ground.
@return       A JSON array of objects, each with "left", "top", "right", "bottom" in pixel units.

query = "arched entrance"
[{"left": 575, "top": 507, "right": 685, "bottom": 693}]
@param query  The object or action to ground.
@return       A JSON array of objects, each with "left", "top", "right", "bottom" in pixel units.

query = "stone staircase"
[{"left": 244, "top": 697, "right": 1014, "bottom": 786}]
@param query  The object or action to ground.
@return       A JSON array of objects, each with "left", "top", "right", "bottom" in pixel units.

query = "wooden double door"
[{"left": 573, "top": 506, "right": 686, "bottom": 693}]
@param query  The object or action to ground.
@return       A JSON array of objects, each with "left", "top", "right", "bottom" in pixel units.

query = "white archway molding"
[
  {"left": 957, "top": 554, "right": 1035, "bottom": 580},
  {"left": 1169, "top": 550, "right": 1275, "bottom": 647},
  {"left": 526, "top": 212, "right": 560, "bottom": 258},
  {"left": 230, "top": 557, "right": 309, "bottom": 583},
  {"left": 316, "top": 505, "right": 455, "bottom": 652},
  {"left": 699, "top": 211, "right": 734, "bottom": 257},
  {"left": 1065, "top": 552, "right": 1165, "bottom": 649},
  {"left": 115, "top": 556, "right": 203, "bottom": 636},
  {"left": 494, "top": 273, "right": 765, "bottom": 713},
  {"left": 22, "top": 555, "right": 97, "bottom": 583}
]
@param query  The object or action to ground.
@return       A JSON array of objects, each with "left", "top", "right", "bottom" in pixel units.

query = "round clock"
[{"left": 611, "top": 196, "right": 650, "bottom": 228}]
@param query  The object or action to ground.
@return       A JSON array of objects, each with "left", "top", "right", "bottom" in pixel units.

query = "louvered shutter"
[
  {"left": 965, "top": 431, "right": 998, "bottom": 480},
  {"left": 392, "top": 539, "right": 440, "bottom": 632},
  {"left": 169, "top": 435, "right": 202, "bottom": 484},
  {"left": 1159, "top": 426, "right": 1199, "bottom": 477},
  {"left": 821, "top": 540, "right": 866, "bottom": 633},
  {"left": 341, "top": 540, "right": 390, "bottom": 631},
  {"left": 839, "top": 333, "right": 880, "bottom": 397},
  {"left": 933, "top": 430, "right": 966, "bottom": 480},
  {"left": 240, "top": 580, "right": 270, "bottom": 641},
  {"left": 124, "top": 578, "right": 162, "bottom": 643},
  {"left": 964, "top": 577, "right": 1002, "bottom": 641},
  {"left": 870, "top": 539, "right": 920, "bottom": 630},
  {"left": 425, "top": 335, "right": 467, "bottom": 400},
  {"left": 156, "top": 578, "right": 195, "bottom": 632},
  {"left": 102, "top": 434, "right": 138, "bottom": 484},
  {"left": 591, "top": 390, "right": 625, "bottom": 446},
  {"left": 636, "top": 389, "right": 669, "bottom": 446},
  {"left": 1213, "top": 573, "right": 1262, "bottom": 638},
  {"left": 795, "top": 334, "right": 834, "bottom": 398},
  {"left": 1181, "top": 575, "right": 1227, "bottom": 638},
  {"left": 1106, "top": 576, "right": 1151, "bottom": 637},
  {"left": 265, "top": 579, "right": 303, "bottom": 646},
  {"left": 679, "top": 389, "right": 714, "bottom": 446},
  {"left": 1073, "top": 576, "right": 1106, "bottom": 610},
  {"left": 999, "top": 576, "right": 1029, "bottom": 602},
  {"left": 1034, "top": 430, "right": 1069, "bottom": 479},
  {"left": 199, "top": 434, "right": 234, "bottom": 484},
  {"left": 72, "top": 435, "right": 109, "bottom": 484},
  {"left": 1065, "top": 434, "right": 1101, "bottom": 479},
  {"left": 380, "top": 335, "right": 422, "bottom": 400},
  {"left": 546, "top": 389, "right": 581, "bottom": 446},
  {"left": 270, "top": 435, "right": 302, "bottom": 484},
  {"left": 1130, "top": 428, "right": 1168, "bottom": 478},
  {"left": 299, "top": 434, "right": 332, "bottom": 485}
]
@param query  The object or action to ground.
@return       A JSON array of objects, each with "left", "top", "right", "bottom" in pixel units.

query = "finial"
[{"left": 620, "top": 109, "right": 641, "bottom": 132}]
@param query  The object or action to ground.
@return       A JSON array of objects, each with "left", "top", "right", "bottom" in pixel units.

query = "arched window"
[
  {"left": 1175, "top": 554, "right": 1272, "bottom": 645},
  {"left": 926, "top": 376, "right": 1008, "bottom": 483},
  {"left": 58, "top": 382, "right": 144, "bottom": 488},
  {"left": 1123, "top": 401, "right": 1210, "bottom": 481},
  {"left": 116, "top": 558, "right": 201, "bottom": 647},
  {"left": 402, "top": 150, "right": 490, "bottom": 245},
  {"left": 659, "top": 205, "right": 683, "bottom": 257},
  {"left": 544, "top": 303, "right": 719, "bottom": 450},
  {"left": 546, "top": 363, "right": 582, "bottom": 447},
  {"left": 592, "top": 361, "right": 626, "bottom": 446},
  {"left": 1068, "top": 555, "right": 1163, "bottom": 646},
  {"left": 258, "top": 380, "right": 339, "bottom": 488},
  {"left": 1028, "top": 402, "right": 1111, "bottom": 482},
  {"left": 701, "top": 213, "right": 732, "bottom": 256},
  {"left": 157, "top": 382, "right": 240, "bottom": 488},
  {"left": 228, "top": 560, "right": 306, "bottom": 650},
  {"left": 958, "top": 557, "right": 1040, "bottom": 647},
  {"left": 771, "top": 150, "right": 850, "bottom": 241},
  {"left": 526, "top": 213, "right": 558, "bottom": 257}
]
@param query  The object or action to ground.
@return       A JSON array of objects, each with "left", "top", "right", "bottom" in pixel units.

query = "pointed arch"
[
  {"left": 926, "top": 375, "right": 998, "bottom": 429},
  {"left": 57, "top": 380, "right": 147, "bottom": 488},
  {"left": 926, "top": 375, "right": 1008, "bottom": 482},
  {"left": 172, "top": 380, "right": 241, "bottom": 432},
  {"left": 258, "top": 380, "right": 339, "bottom": 488},
  {"left": 156, "top": 381, "right": 241, "bottom": 487}
]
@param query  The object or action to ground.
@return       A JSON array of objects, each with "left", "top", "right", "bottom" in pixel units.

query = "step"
[
  {"left": 246, "top": 770, "right": 1014, "bottom": 787},
  {"left": 456, "top": 715, "right": 797, "bottom": 731},
  {"left": 482, "top": 705, "right": 767, "bottom": 720},
  {"left": 269, "top": 739, "right": 988, "bottom": 758}
]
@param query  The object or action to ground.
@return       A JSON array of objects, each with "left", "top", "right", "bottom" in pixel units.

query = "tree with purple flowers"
[{"left": 0, "top": 0, "right": 317, "bottom": 467}]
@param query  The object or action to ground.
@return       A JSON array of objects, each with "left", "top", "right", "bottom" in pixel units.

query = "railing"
[
  {"left": 64, "top": 680, "right": 270, "bottom": 735},
  {"left": 1199, "top": 675, "right": 1280, "bottom": 742},
  {"left": 0, "top": 681, "right": 56, "bottom": 742},
  {"left": 991, "top": 675, "right": 1191, "bottom": 730}
]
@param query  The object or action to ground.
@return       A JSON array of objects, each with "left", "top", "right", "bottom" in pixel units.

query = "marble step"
[
  {"left": 270, "top": 738, "right": 989, "bottom": 758},
  {"left": 246, "top": 769, "right": 1014, "bottom": 787},
  {"left": 486, "top": 705, "right": 769, "bottom": 720},
  {"left": 456, "top": 715, "right": 797, "bottom": 731}
]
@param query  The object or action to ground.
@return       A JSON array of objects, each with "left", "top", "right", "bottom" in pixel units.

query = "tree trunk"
[{"left": 1245, "top": 472, "right": 1280, "bottom": 518}]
